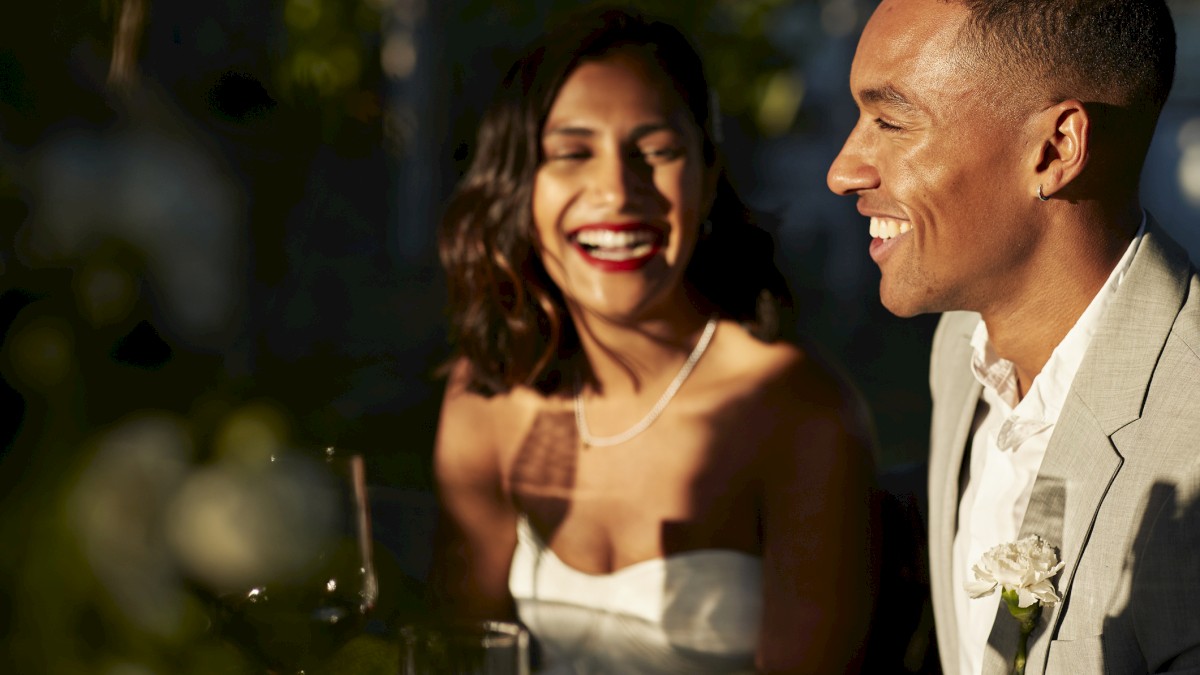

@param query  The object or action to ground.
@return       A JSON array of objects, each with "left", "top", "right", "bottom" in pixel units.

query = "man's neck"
[
  {"left": 984, "top": 299, "right": 1087, "bottom": 399},
  {"left": 982, "top": 209, "right": 1141, "bottom": 398}
]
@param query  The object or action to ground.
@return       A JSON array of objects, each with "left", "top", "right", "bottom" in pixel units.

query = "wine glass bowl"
[{"left": 170, "top": 446, "right": 378, "bottom": 673}]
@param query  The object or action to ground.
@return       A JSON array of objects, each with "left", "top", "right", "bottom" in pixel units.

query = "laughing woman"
[{"left": 430, "top": 8, "right": 877, "bottom": 674}]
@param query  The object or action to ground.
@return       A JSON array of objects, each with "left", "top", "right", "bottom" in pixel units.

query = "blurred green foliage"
[
  {"left": 272, "top": 0, "right": 820, "bottom": 144},
  {"left": 0, "top": 0, "right": 858, "bottom": 673}
]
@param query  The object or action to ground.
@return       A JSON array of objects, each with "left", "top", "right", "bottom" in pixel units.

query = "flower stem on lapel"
[
  {"left": 1003, "top": 588, "right": 1040, "bottom": 675},
  {"left": 965, "top": 536, "right": 1064, "bottom": 675}
]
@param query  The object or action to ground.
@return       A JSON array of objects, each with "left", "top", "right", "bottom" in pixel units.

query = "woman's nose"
[{"left": 588, "top": 154, "right": 645, "bottom": 209}]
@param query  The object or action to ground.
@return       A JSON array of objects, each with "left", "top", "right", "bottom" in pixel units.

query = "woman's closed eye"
[
  {"left": 545, "top": 146, "right": 592, "bottom": 162},
  {"left": 636, "top": 145, "right": 685, "bottom": 164}
]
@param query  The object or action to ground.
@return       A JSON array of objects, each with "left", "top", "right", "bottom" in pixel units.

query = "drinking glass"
[
  {"left": 206, "top": 447, "right": 379, "bottom": 673},
  {"left": 397, "top": 620, "right": 529, "bottom": 675}
]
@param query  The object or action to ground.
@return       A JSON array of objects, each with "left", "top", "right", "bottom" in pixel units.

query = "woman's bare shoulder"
[
  {"left": 708, "top": 321, "right": 853, "bottom": 410},
  {"left": 436, "top": 358, "right": 543, "bottom": 475},
  {"left": 706, "top": 322, "right": 874, "bottom": 462}
]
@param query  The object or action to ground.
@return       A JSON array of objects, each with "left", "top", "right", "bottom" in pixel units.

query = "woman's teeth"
[
  {"left": 586, "top": 243, "right": 655, "bottom": 260},
  {"left": 574, "top": 229, "right": 658, "bottom": 260},
  {"left": 870, "top": 217, "right": 911, "bottom": 240}
]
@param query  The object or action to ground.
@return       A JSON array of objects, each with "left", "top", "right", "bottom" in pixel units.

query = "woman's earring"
[{"left": 1037, "top": 185, "right": 1049, "bottom": 202}]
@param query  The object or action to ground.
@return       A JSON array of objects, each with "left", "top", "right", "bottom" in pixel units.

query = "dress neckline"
[{"left": 517, "top": 515, "right": 759, "bottom": 579}]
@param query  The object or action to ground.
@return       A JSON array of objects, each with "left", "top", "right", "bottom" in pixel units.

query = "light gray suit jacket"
[{"left": 928, "top": 220, "right": 1200, "bottom": 674}]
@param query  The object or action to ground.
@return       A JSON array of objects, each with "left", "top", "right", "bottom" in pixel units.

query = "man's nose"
[{"left": 827, "top": 130, "right": 880, "bottom": 196}]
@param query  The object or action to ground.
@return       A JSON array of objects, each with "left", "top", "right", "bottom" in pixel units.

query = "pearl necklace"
[{"left": 574, "top": 315, "right": 719, "bottom": 448}]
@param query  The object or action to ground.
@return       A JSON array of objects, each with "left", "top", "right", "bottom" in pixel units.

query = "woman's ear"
[
  {"left": 701, "top": 163, "right": 720, "bottom": 218},
  {"left": 1030, "top": 99, "right": 1090, "bottom": 200}
]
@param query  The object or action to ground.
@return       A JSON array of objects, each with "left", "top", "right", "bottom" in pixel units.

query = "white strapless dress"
[{"left": 508, "top": 516, "right": 762, "bottom": 674}]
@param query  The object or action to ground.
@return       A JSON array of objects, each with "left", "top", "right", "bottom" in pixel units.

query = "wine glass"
[{"left": 188, "top": 447, "right": 380, "bottom": 673}]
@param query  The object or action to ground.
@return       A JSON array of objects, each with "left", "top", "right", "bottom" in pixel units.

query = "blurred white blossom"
[
  {"left": 165, "top": 451, "right": 338, "bottom": 595},
  {"left": 70, "top": 414, "right": 193, "bottom": 635},
  {"left": 23, "top": 126, "right": 241, "bottom": 349}
]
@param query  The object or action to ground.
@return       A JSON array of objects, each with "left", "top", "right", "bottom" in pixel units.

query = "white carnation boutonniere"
[{"left": 966, "top": 535, "right": 1066, "bottom": 675}]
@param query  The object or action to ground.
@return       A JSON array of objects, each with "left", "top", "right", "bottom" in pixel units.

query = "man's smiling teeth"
[
  {"left": 574, "top": 228, "right": 658, "bottom": 260},
  {"left": 870, "top": 216, "right": 912, "bottom": 240}
]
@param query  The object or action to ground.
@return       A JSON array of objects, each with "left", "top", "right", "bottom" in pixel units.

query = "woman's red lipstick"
[{"left": 569, "top": 223, "right": 664, "bottom": 271}]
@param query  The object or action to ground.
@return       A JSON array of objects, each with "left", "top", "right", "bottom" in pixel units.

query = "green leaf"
[{"left": 318, "top": 634, "right": 400, "bottom": 675}]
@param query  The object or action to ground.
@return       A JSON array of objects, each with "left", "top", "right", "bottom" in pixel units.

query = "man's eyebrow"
[{"left": 858, "top": 85, "right": 921, "bottom": 113}]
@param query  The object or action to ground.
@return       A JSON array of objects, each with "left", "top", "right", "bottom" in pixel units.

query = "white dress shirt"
[{"left": 951, "top": 219, "right": 1145, "bottom": 675}]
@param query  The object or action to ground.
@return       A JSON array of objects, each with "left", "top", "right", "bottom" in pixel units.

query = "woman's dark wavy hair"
[{"left": 438, "top": 6, "right": 793, "bottom": 396}]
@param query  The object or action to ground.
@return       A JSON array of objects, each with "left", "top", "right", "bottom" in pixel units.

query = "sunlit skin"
[
  {"left": 432, "top": 47, "right": 877, "bottom": 673},
  {"left": 532, "top": 49, "right": 710, "bottom": 343},
  {"left": 827, "top": 0, "right": 1039, "bottom": 319},
  {"left": 826, "top": 0, "right": 1135, "bottom": 394}
]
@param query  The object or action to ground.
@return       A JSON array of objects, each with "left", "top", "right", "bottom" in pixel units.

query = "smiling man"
[{"left": 828, "top": 0, "right": 1200, "bottom": 673}]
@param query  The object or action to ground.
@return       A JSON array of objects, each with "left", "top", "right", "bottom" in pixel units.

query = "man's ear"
[{"left": 1031, "top": 99, "right": 1090, "bottom": 200}]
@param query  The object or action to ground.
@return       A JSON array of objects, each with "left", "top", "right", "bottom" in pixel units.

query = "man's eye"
[{"left": 874, "top": 118, "right": 903, "bottom": 132}]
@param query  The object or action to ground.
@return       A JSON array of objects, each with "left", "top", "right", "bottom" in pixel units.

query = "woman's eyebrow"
[
  {"left": 628, "top": 122, "right": 675, "bottom": 141},
  {"left": 542, "top": 121, "right": 676, "bottom": 140},
  {"left": 542, "top": 124, "right": 594, "bottom": 138}
]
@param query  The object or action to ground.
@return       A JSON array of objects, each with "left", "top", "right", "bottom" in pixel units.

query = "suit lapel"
[
  {"left": 985, "top": 220, "right": 1192, "bottom": 675},
  {"left": 928, "top": 311, "right": 984, "bottom": 672},
  {"left": 988, "top": 409, "right": 1123, "bottom": 674}
]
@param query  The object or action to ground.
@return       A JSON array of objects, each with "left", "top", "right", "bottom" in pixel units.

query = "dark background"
[{"left": 2, "top": 0, "right": 1198, "bottom": 671}]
